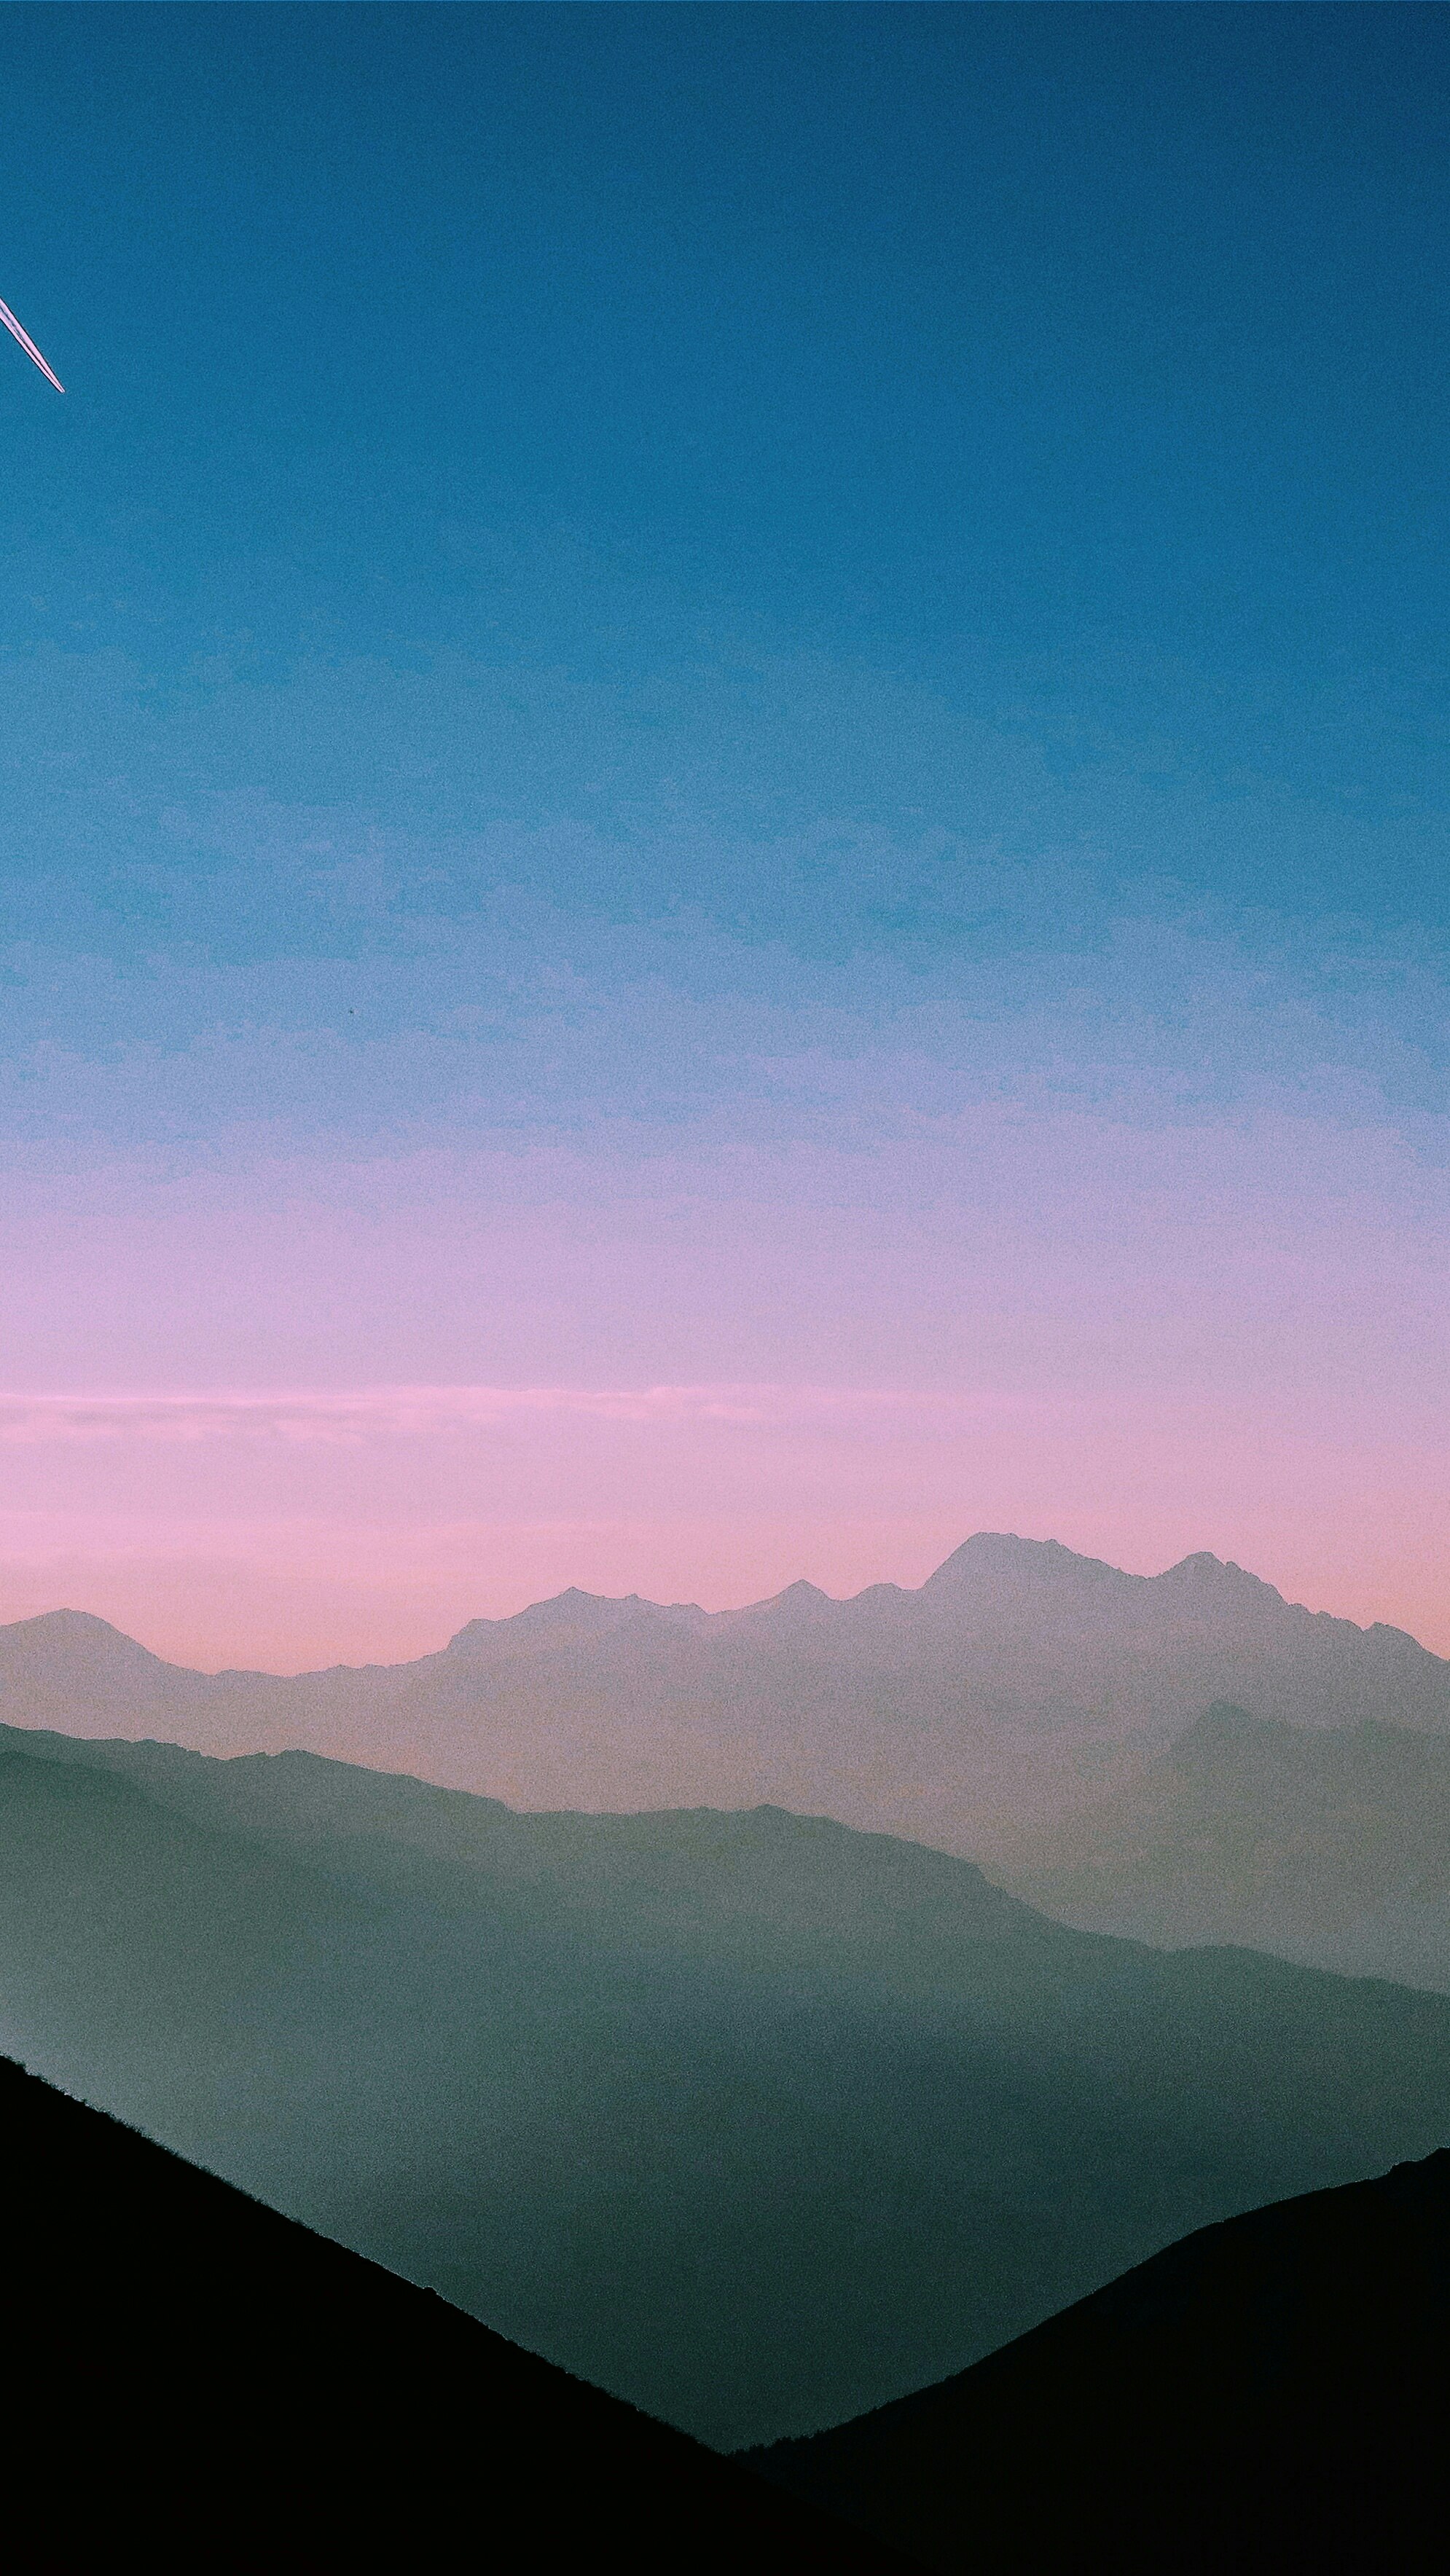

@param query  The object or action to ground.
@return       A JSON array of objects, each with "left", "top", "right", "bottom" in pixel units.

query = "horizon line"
[{"left": 4, "top": 1536, "right": 1434, "bottom": 1687}]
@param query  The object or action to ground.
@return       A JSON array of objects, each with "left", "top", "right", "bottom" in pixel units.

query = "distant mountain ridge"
[
  {"left": 993, "top": 1700, "right": 1450, "bottom": 1991},
  {"left": 3, "top": 1534, "right": 1446, "bottom": 1845}
]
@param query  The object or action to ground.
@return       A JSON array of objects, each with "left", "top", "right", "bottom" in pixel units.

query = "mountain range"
[
  {"left": 6, "top": 1714, "right": 1450, "bottom": 2445},
  {"left": 990, "top": 1700, "right": 1450, "bottom": 1991},
  {"left": 752, "top": 2143, "right": 1450, "bottom": 2572},
  {"left": 0, "top": 2052, "right": 901, "bottom": 2574},
  {"left": 4, "top": 1531, "right": 1446, "bottom": 1845}
]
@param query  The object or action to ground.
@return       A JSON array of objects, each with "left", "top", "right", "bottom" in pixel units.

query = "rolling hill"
[
  {"left": 4, "top": 1719, "right": 1450, "bottom": 2446},
  {"left": 0, "top": 2052, "right": 904, "bottom": 2573},
  {"left": 751, "top": 2145, "right": 1450, "bottom": 2572},
  {"left": 1, "top": 1531, "right": 1446, "bottom": 1845}
]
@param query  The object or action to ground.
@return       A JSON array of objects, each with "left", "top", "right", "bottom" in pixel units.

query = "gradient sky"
[{"left": 1, "top": 1, "right": 1447, "bottom": 1667}]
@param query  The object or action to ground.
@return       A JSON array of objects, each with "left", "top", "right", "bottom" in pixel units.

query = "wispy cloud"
[{"left": 0, "top": 1383, "right": 1016, "bottom": 1447}]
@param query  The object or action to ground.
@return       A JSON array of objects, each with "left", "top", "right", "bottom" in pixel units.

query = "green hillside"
[{"left": 2, "top": 1724, "right": 1449, "bottom": 2447}]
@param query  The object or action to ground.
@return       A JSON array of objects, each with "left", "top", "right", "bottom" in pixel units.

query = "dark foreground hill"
[
  {"left": 995, "top": 1701, "right": 1450, "bottom": 1990},
  {"left": 0, "top": 2054, "right": 904, "bottom": 2575},
  {"left": 3, "top": 1531, "right": 1446, "bottom": 1843},
  {"left": 7, "top": 1726, "right": 1450, "bottom": 2445},
  {"left": 751, "top": 2148, "right": 1450, "bottom": 2574}
]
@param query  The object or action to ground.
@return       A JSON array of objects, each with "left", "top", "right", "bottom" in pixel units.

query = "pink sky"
[
  {"left": 0, "top": 1374, "right": 1443, "bottom": 1670},
  {"left": 3, "top": 990, "right": 1444, "bottom": 1670}
]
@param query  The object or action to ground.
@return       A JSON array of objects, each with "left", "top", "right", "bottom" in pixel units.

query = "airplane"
[{"left": 0, "top": 297, "right": 63, "bottom": 392}]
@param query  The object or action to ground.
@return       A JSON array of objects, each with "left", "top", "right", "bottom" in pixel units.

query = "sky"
[{"left": 1, "top": 1, "right": 1448, "bottom": 1668}]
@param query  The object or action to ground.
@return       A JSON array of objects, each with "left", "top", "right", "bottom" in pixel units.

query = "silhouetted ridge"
[
  {"left": 0, "top": 2054, "right": 906, "bottom": 2572},
  {"left": 750, "top": 2147, "right": 1450, "bottom": 2573}
]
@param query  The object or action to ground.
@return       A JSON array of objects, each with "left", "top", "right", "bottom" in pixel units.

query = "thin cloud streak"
[{"left": 0, "top": 1383, "right": 1032, "bottom": 1446}]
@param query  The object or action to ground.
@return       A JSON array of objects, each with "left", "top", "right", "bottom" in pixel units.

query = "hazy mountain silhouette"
[
  {"left": 3, "top": 1533, "right": 1446, "bottom": 1845},
  {"left": 0, "top": 2054, "right": 906, "bottom": 2574},
  {"left": 987, "top": 1700, "right": 1450, "bottom": 1990},
  {"left": 750, "top": 2145, "right": 1450, "bottom": 2573},
  {"left": 7, "top": 1721, "right": 1450, "bottom": 2443}
]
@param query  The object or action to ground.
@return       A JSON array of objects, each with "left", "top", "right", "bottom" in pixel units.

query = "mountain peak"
[
  {"left": 922, "top": 1534, "right": 1123, "bottom": 1592},
  {"left": 7, "top": 1607, "right": 130, "bottom": 1640},
  {"left": 1155, "top": 1553, "right": 1285, "bottom": 1604},
  {"left": 726, "top": 1580, "right": 836, "bottom": 1629},
  {"left": 0, "top": 1608, "right": 173, "bottom": 1670},
  {"left": 445, "top": 1587, "right": 705, "bottom": 1654}
]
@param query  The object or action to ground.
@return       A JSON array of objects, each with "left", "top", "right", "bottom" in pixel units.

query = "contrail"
[{"left": 0, "top": 297, "right": 63, "bottom": 392}]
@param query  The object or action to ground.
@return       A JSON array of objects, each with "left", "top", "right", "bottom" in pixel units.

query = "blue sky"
[
  {"left": 4, "top": 4, "right": 1449, "bottom": 941},
  {"left": 0, "top": 4, "right": 1446, "bottom": 1662}
]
